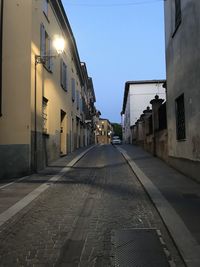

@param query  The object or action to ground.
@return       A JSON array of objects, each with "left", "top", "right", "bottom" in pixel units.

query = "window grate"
[
  {"left": 175, "top": 94, "right": 186, "bottom": 140},
  {"left": 42, "top": 98, "right": 48, "bottom": 134},
  {"left": 158, "top": 102, "right": 167, "bottom": 131}
]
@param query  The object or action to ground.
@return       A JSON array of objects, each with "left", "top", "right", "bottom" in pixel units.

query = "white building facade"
[
  {"left": 122, "top": 80, "right": 166, "bottom": 143},
  {"left": 164, "top": 0, "right": 200, "bottom": 182}
]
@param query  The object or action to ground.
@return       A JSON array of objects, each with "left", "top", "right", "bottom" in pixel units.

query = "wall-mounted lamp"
[
  {"left": 35, "top": 36, "right": 65, "bottom": 64},
  {"left": 53, "top": 35, "right": 65, "bottom": 54},
  {"left": 34, "top": 35, "right": 65, "bottom": 171}
]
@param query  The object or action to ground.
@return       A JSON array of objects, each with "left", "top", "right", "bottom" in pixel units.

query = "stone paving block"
[{"left": 0, "top": 145, "right": 185, "bottom": 267}]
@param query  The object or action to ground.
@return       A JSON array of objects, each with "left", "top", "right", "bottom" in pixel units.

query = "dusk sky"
[{"left": 62, "top": 0, "right": 166, "bottom": 123}]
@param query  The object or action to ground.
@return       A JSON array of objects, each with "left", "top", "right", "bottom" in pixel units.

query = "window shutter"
[
  {"left": 40, "top": 24, "right": 45, "bottom": 58},
  {"left": 49, "top": 38, "right": 53, "bottom": 71},
  {"left": 43, "top": 0, "right": 48, "bottom": 16},
  {"left": 80, "top": 97, "right": 83, "bottom": 113},
  {"left": 77, "top": 90, "right": 79, "bottom": 109},
  {"left": 72, "top": 78, "right": 75, "bottom": 101},
  {"left": 65, "top": 65, "right": 68, "bottom": 90},
  {"left": 60, "top": 58, "right": 63, "bottom": 87}
]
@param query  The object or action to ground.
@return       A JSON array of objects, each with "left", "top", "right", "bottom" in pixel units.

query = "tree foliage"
[{"left": 111, "top": 123, "right": 122, "bottom": 139}]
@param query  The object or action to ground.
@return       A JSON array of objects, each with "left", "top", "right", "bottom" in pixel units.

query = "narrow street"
[{"left": 0, "top": 145, "right": 185, "bottom": 266}]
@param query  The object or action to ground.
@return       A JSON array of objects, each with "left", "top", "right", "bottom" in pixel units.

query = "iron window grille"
[
  {"left": 158, "top": 102, "right": 167, "bottom": 131},
  {"left": 42, "top": 97, "right": 48, "bottom": 134},
  {"left": 175, "top": 93, "right": 186, "bottom": 140}
]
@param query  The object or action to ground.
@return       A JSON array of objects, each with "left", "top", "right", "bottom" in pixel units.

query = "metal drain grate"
[{"left": 112, "top": 229, "right": 170, "bottom": 267}]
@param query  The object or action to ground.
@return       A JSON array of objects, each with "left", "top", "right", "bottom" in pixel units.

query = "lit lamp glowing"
[
  {"left": 34, "top": 35, "right": 65, "bottom": 171},
  {"left": 53, "top": 36, "right": 65, "bottom": 54},
  {"left": 35, "top": 36, "right": 65, "bottom": 64}
]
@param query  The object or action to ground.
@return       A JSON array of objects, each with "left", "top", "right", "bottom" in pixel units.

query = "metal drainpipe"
[
  {"left": 34, "top": 59, "right": 38, "bottom": 172},
  {"left": 0, "top": 0, "right": 4, "bottom": 116}
]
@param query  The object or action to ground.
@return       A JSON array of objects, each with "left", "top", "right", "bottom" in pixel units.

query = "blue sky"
[{"left": 62, "top": 0, "right": 166, "bottom": 123}]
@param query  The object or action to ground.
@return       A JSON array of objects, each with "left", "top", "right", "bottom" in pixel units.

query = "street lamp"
[
  {"left": 35, "top": 35, "right": 65, "bottom": 64},
  {"left": 34, "top": 36, "right": 65, "bottom": 171},
  {"left": 53, "top": 35, "right": 65, "bottom": 54}
]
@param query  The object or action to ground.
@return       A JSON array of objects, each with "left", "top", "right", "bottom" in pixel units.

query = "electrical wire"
[{"left": 66, "top": 0, "right": 163, "bottom": 8}]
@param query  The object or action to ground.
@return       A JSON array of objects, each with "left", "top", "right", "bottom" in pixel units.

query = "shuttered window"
[
  {"left": 80, "top": 97, "right": 83, "bottom": 113},
  {"left": 72, "top": 78, "right": 76, "bottom": 102},
  {"left": 43, "top": 0, "right": 48, "bottom": 18},
  {"left": 40, "top": 24, "right": 53, "bottom": 72},
  {"left": 175, "top": 94, "right": 186, "bottom": 140},
  {"left": 60, "top": 58, "right": 67, "bottom": 91},
  {"left": 76, "top": 90, "right": 80, "bottom": 110}
]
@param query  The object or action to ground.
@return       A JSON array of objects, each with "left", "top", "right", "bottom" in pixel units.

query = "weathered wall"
[
  {"left": 164, "top": 0, "right": 200, "bottom": 181},
  {"left": 164, "top": 0, "right": 200, "bottom": 162},
  {"left": 31, "top": 0, "right": 84, "bottom": 170},
  {"left": 0, "top": 0, "right": 32, "bottom": 178}
]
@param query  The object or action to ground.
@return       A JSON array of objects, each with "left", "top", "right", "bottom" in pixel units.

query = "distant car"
[{"left": 111, "top": 136, "right": 122, "bottom": 145}]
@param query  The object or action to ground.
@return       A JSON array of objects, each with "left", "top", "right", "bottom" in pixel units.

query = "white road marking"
[
  {"left": 0, "top": 176, "right": 30, "bottom": 190},
  {"left": 0, "top": 146, "right": 95, "bottom": 228}
]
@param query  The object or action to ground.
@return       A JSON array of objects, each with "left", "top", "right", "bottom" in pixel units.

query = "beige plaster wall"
[{"left": 0, "top": 0, "right": 32, "bottom": 145}]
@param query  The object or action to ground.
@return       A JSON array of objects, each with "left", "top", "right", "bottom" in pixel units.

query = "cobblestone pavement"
[{"left": 0, "top": 145, "right": 185, "bottom": 266}]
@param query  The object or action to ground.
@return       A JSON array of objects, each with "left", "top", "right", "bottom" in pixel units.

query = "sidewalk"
[
  {"left": 0, "top": 145, "right": 95, "bottom": 228},
  {"left": 118, "top": 144, "right": 200, "bottom": 267}
]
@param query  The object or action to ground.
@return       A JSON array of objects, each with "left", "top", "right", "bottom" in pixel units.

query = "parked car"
[{"left": 111, "top": 136, "right": 122, "bottom": 145}]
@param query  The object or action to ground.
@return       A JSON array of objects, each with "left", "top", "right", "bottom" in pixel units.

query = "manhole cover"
[{"left": 112, "top": 228, "right": 170, "bottom": 267}]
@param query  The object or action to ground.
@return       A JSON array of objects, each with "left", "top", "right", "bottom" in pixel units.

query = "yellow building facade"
[
  {"left": 0, "top": 0, "right": 96, "bottom": 179},
  {"left": 96, "top": 119, "right": 113, "bottom": 144}
]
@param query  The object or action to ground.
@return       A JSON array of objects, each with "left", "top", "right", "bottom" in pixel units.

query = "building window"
[
  {"left": 72, "top": 78, "right": 75, "bottom": 102},
  {"left": 43, "top": 0, "right": 48, "bottom": 18},
  {"left": 42, "top": 97, "right": 48, "bottom": 134},
  {"left": 40, "top": 24, "right": 53, "bottom": 72},
  {"left": 76, "top": 90, "right": 80, "bottom": 110},
  {"left": 60, "top": 58, "right": 67, "bottom": 91},
  {"left": 175, "top": 94, "right": 186, "bottom": 140},
  {"left": 175, "top": 0, "right": 181, "bottom": 28},
  {"left": 80, "top": 97, "right": 83, "bottom": 113}
]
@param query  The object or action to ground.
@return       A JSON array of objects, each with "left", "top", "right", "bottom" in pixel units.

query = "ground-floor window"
[
  {"left": 175, "top": 93, "right": 186, "bottom": 140},
  {"left": 42, "top": 97, "right": 48, "bottom": 134}
]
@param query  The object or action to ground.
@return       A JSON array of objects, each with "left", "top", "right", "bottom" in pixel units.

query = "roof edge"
[{"left": 121, "top": 79, "right": 166, "bottom": 114}]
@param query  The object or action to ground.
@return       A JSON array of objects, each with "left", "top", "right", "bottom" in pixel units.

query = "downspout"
[
  {"left": 34, "top": 59, "right": 37, "bottom": 171},
  {"left": 0, "top": 0, "right": 4, "bottom": 116}
]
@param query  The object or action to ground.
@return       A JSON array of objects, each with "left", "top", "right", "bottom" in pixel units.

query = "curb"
[
  {"left": 0, "top": 145, "right": 95, "bottom": 228},
  {"left": 117, "top": 146, "right": 200, "bottom": 267}
]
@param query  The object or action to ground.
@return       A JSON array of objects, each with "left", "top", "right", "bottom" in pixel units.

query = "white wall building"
[
  {"left": 122, "top": 80, "right": 166, "bottom": 143},
  {"left": 164, "top": 0, "right": 200, "bottom": 182}
]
